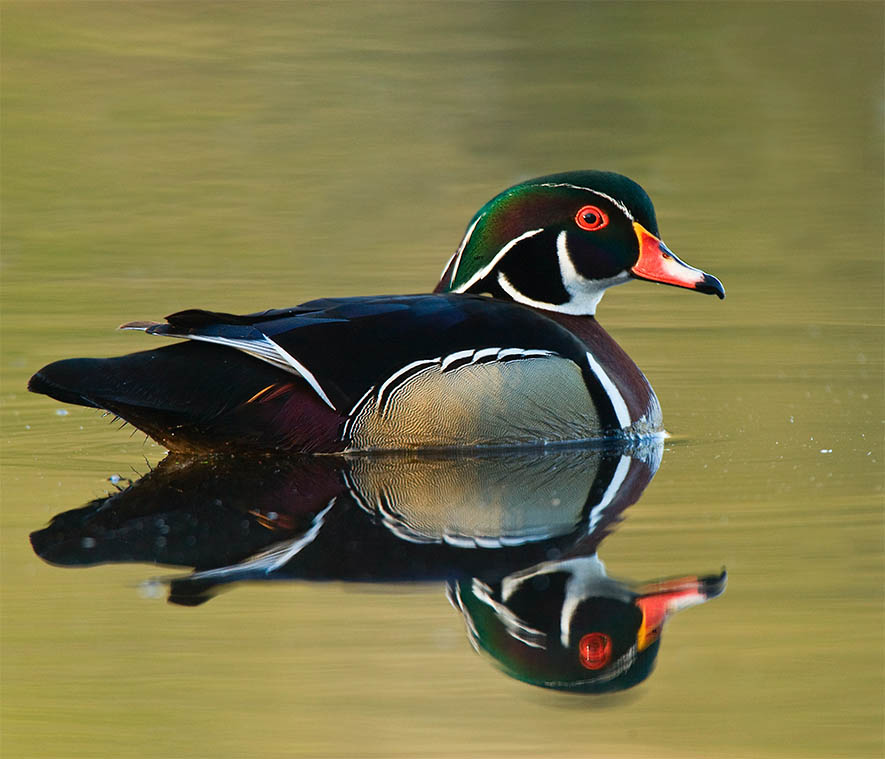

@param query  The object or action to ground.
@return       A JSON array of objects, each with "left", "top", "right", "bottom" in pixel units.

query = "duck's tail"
[{"left": 28, "top": 342, "right": 342, "bottom": 452}]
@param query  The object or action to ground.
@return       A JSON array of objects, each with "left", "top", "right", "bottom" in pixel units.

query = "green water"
[{"left": 2, "top": 2, "right": 882, "bottom": 757}]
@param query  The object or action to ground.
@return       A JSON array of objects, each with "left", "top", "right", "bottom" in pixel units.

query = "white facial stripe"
[
  {"left": 496, "top": 234, "right": 630, "bottom": 316},
  {"left": 503, "top": 555, "right": 612, "bottom": 648},
  {"left": 556, "top": 231, "right": 606, "bottom": 315},
  {"left": 471, "top": 578, "right": 547, "bottom": 648},
  {"left": 585, "top": 350, "right": 631, "bottom": 429},
  {"left": 437, "top": 252, "right": 458, "bottom": 283},
  {"left": 452, "top": 228, "right": 543, "bottom": 293},
  {"left": 538, "top": 182, "right": 634, "bottom": 220},
  {"left": 559, "top": 555, "right": 610, "bottom": 647},
  {"left": 497, "top": 270, "right": 563, "bottom": 311},
  {"left": 452, "top": 584, "right": 482, "bottom": 651},
  {"left": 444, "top": 212, "right": 485, "bottom": 285}
]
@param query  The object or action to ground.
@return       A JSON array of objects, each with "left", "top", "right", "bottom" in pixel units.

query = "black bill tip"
[
  {"left": 700, "top": 568, "right": 728, "bottom": 599},
  {"left": 697, "top": 273, "right": 726, "bottom": 300}
]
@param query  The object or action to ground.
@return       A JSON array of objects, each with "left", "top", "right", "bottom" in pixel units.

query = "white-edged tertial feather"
[
  {"left": 125, "top": 328, "right": 337, "bottom": 411},
  {"left": 169, "top": 498, "right": 336, "bottom": 583}
]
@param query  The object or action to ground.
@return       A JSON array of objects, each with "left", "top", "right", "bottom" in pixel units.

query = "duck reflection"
[
  {"left": 30, "top": 440, "right": 725, "bottom": 693},
  {"left": 451, "top": 561, "right": 725, "bottom": 693}
]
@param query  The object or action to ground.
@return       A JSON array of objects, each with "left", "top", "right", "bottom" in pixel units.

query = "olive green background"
[{"left": 2, "top": 2, "right": 882, "bottom": 757}]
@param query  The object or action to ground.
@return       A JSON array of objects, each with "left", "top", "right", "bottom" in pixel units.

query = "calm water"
[{"left": 2, "top": 3, "right": 882, "bottom": 758}]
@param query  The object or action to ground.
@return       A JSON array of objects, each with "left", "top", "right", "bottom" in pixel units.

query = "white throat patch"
[{"left": 496, "top": 231, "right": 629, "bottom": 316}]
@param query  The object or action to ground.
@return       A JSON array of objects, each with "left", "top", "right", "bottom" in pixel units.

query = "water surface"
[{"left": 2, "top": 3, "right": 882, "bottom": 758}]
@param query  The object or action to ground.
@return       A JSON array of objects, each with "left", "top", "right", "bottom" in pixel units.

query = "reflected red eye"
[
  {"left": 578, "top": 632, "right": 612, "bottom": 670},
  {"left": 575, "top": 205, "right": 609, "bottom": 231}
]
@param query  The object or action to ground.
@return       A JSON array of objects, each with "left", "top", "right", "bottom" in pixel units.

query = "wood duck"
[
  {"left": 30, "top": 442, "right": 662, "bottom": 578},
  {"left": 30, "top": 444, "right": 728, "bottom": 694},
  {"left": 28, "top": 170, "right": 724, "bottom": 453}
]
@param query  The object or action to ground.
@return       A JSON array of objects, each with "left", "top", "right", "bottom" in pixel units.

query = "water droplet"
[{"left": 138, "top": 580, "right": 165, "bottom": 600}]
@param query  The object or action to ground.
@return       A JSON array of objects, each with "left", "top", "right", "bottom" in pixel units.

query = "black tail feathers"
[{"left": 28, "top": 342, "right": 297, "bottom": 450}]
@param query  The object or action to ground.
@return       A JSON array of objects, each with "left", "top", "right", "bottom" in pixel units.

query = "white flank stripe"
[
  {"left": 346, "top": 347, "right": 564, "bottom": 436},
  {"left": 440, "top": 349, "right": 475, "bottom": 371},
  {"left": 495, "top": 348, "right": 527, "bottom": 360},
  {"left": 471, "top": 347, "right": 501, "bottom": 362},
  {"left": 346, "top": 385, "right": 376, "bottom": 419},
  {"left": 585, "top": 350, "right": 631, "bottom": 429},
  {"left": 342, "top": 469, "right": 375, "bottom": 514},
  {"left": 342, "top": 385, "right": 376, "bottom": 441},
  {"left": 453, "top": 228, "right": 543, "bottom": 293},
  {"left": 376, "top": 358, "right": 439, "bottom": 406}
]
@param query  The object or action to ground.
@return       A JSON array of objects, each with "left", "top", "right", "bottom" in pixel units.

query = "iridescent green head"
[{"left": 435, "top": 170, "right": 724, "bottom": 315}]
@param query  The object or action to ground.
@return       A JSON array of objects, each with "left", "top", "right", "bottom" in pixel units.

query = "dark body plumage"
[
  {"left": 28, "top": 171, "right": 724, "bottom": 453},
  {"left": 29, "top": 295, "right": 643, "bottom": 451}
]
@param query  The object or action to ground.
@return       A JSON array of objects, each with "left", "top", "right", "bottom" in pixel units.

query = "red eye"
[
  {"left": 578, "top": 632, "right": 612, "bottom": 670},
  {"left": 575, "top": 205, "right": 609, "bottom": 231}
]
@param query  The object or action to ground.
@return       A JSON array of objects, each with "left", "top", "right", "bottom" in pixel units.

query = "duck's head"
[
  {"left": 436, "top": 170, "right": 724, "bottom": 315},
  {"left": 451, "top": 566, "right": 727, "bottom": 693}
]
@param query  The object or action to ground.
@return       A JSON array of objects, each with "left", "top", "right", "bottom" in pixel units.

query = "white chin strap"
[{"left": 495, "top": 231, "right": 630, "bottom": 316}]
